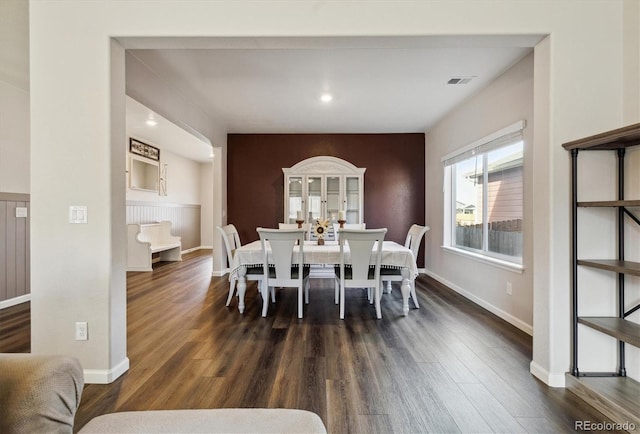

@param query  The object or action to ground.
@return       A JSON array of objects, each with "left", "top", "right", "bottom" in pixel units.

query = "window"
[{"left": 443, "top": 121, "right": 524, "bottom": 265}]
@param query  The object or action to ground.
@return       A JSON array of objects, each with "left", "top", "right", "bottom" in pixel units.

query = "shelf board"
[
  {"left": 562, "top": 122, "right": 640, "bottom": 150},
  {"left": 566, "top": 374, "right": 640, "bottom": 432},
  {"left": 578, "top": 200, "right": 640, "bottom": 207},
  {"left": 578, "top": 317, "right": 640, "bottom": 347},
  {"left": 577, "top": 259, "right": 640, "bottom": 276}
]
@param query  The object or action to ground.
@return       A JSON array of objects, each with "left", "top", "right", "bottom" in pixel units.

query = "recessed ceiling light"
[
  {"left": 145, "top": 119, "right": 158, "bottom": 127},
  {"left": 320, "top": 93, "right": 333, "bottom": 103}
]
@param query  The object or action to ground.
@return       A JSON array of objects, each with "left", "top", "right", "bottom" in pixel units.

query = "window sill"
[{"left": 441, "top": 246, "right": 524, "bottom": 274}]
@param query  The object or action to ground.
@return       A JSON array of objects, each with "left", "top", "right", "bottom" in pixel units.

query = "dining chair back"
[
  {"left": 381, "top": 224, "right": 429, "bottom": 308},
  {"left": 336, "top": 228, "right": 387, "bottom": 319},
  {"left": 216, "top": 224, "right": 264, "bottom": 307},
  {"left": 279, "top": 223, "right": 310, "bottom": 240},
  {"left": 335, "top": 223, "right": 365, "bottom": 241},
  {"left": 257, "top": 228, "right": 309, "bottom": 318},
  {"left": 342, "top": 223, "right": 366, "bottom": 230},
  {"left": 404, "top": 224, "right": 430, "bottom": 259}
]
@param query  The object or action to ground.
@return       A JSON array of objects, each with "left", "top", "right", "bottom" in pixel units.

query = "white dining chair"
[
  {"left": 328, "top": 223, "right": 366, "bottom": 301},
  {"left": 336, "top": 228, "right": 387, "bottom": 319},
  {"left": 257, "top": 228, "right": 310, "bottom": 318},
  {"left": 381, "top": 224, "right": 429, "bottom": 308},
  {"left": 216, "top": 224, "right": 267, "bottom": 307},
  {"left": 278, "top": 222, "right": 310, "bottom": 240},
  {"left": 341, "top": 223, "right": 366, "bottom": 230},
  {"left": 334, "top": 223, "right": 365, "bottom": 241}
]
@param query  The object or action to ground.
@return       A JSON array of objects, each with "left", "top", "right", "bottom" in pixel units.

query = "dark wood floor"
[{"left": 1, "top": 250, "right": 618, "bottom": 433}]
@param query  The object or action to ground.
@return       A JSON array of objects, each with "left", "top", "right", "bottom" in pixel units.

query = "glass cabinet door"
[
  {"left": 286, "top": 176, "right": 303, "bottom": 223},
  {"left": 325, "top": 176, "right": 341, "bottom": 220},
  {"left": 283, "top": 157, "right": 364, "bottom": 225},
  {"left": 307, "top": 176, "right": 322, "bottom": 222},
  {"left": 345, "top": 176, "right": 361, "bottom": 223}
]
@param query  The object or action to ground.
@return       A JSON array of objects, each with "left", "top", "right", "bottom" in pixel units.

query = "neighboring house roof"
[
  {"left": 455, "top": 202, "right": 476, "bottom": 211},
  {"left": 464, "top": 151, "right": 523, "bottom": 180}
]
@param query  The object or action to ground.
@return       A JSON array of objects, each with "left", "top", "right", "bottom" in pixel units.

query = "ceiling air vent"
[{"left": 447, "top": 77, "right": 474, "bottom": 85}]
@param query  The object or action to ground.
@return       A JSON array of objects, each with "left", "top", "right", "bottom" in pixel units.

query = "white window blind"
[{"left": 441, "top": 120, "right": 526, "bottom": 167}]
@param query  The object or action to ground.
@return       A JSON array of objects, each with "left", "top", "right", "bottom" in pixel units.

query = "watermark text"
[{"left": 575, "top": 420, "right": 635, "bottom": 431}]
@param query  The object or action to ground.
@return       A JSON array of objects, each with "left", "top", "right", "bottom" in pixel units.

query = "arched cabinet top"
[{"left": 283, "top": 156, "right": 366, "bottom": 175}]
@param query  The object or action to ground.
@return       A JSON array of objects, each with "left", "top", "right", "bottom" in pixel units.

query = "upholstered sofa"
[
  {"left": 0, "top": 354, "right": 327, "bottom": 434},
  {"left": 0, "top": 354, "right": 84, "bottom": 434}
]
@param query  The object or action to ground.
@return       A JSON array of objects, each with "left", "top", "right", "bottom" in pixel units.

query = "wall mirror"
[{"left": 130, "top": 155, "right": 159, "bottom": 192}]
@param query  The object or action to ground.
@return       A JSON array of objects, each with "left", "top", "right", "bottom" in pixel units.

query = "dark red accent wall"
[{"left": 227, "top": 133, "right": 426, "bottom": 266}]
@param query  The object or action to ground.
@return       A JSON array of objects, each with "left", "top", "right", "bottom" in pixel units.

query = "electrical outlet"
[
  {"left": 75, "top": 322, "right": 88, "bottom": 340},
  {"left": 506, "top": 282, "right": 513, "bottom": 295}
]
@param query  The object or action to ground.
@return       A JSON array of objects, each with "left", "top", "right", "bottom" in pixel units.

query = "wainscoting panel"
[
  {"left": 126, "top": 201, "right": 201, "bottom": 250},
  {"left": 0, "top": 193, "right": 30, "bottom": 304}
]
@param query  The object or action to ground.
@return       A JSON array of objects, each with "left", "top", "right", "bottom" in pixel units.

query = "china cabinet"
[{"left": 283, "top": 156, "right": 365, "bottom": 224}]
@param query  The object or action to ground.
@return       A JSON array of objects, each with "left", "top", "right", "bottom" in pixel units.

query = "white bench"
[{"left": 127, "top": 221, "right": 182, "bottom": 272}]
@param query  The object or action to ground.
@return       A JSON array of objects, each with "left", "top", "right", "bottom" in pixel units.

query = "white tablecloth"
[{"left": 230, "top": 240, "right": 418, "bottom": 281}]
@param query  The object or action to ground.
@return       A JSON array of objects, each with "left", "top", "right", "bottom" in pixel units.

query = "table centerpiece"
[{"left": 313, "top": 217, "right": 331, "bottom": 245}]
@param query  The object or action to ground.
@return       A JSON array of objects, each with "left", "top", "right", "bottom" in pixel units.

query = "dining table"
[{"left": 229, "top": 239, "right": 419, "bottom": 316}]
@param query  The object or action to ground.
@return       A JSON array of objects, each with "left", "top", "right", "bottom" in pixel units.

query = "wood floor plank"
[
  {"left": 516, "top": 417, "right": 568, "bottom": 434},
  {"left": 0, "top": 251, "right": 622, "bottom": 433},
  {"left": 298, "top": 356, "right": 328, "bottom": 423},
  {"left": 450, "top": 340, "right": 544, "bottom": 418},
  {"left": 418, "top": 362, "right": 493, "bottom": 433},
  {"left": 351, "top": 414, "right": 394, "bottom": 434},
  {"left": 459, "top": 383, "right": 527, "bottom": 433},
  {"left": 326, "top": 379, "right": 352, "bottom": 434},
  {"left": 267, "top": 323, "right": 306, "bottom": 408},
  {"left": 0, "top": 300, "right": 29, "bottom": 353},
  {"left": 384, "top": 346, "right": 461, "bottom": 433}
]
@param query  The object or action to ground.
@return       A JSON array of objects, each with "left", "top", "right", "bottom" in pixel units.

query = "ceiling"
[
  {"left": 126, "top": 97, "right": 214, "bottom": 163},
  {"left": 1, "top": 0, "right": 541, "bottom": 162},
  {"left": 127, "top": 36, "right": 537, "bottom": 139},
  {"left": 124, "top": 36, "right": 539, "bottom": 161}
]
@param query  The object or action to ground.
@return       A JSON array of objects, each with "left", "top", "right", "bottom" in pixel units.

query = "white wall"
[
  {"left": 623, "top": 0, "right": 640, "bottom": 124},
  {"left": 125, "top": 49, "right": 225, "bottom": 269},
  {"left": 28, "top": 0, "right": 637, "bottom": 385},
  {"left": 425, "top": 53, "right": 534, "bottom": 333},
  {"left": 200, "top": 161, "right": 214, "bottom": 248},
  {"left": 0, "top": 80, "right": 29, "bottom": 194},
  {"left": 212, "top": 145, "right": 226, "bottom": 275},
  {"left": 126, "top": 145, "right": 202, "bottom": 205}
]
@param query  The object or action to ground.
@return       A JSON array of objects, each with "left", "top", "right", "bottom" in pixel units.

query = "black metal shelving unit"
[{"left": 562, "top": 123, "right": 640, "bottom": 430}]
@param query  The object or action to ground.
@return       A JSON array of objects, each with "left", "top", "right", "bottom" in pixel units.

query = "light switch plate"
[
  {"left": 15, "top": 207, "right": 28, "bottom": 218},
  {"left": 69, "top": 206, "right": 88, "bottom": 224}
]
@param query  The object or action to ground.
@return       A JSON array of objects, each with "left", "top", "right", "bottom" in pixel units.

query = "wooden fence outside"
[{"left": 455, "top": 219, "right": 522, "bottom": 257}]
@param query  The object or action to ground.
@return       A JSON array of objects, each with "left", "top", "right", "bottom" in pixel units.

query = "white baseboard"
[
  {"left": 212, "top": 268, "right": 228, "bottom": 277},
  {"left": 423, "top": 270, "right": 533, "bottom": 336},
  {"left": 183, "top": 246, "right": 213, "bottom": 254},
  {"left": 127, "top": 265, "right": 153, "bottom": 272},
  {"left": 0, "top": 294, "right": 30, "bottom": 309},
  {"left": 182, "top": 247, "right": 199, "bottom": 254},
  {"left": 530, "top": 360, "right": 565, "bottom": 387},
  {"left": 84, "top": 357, "right": 130, "bottom": 384}
]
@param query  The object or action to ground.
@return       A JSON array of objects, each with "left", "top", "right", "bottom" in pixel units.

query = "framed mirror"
[{"left": 129, "top": 155, "right": 159, "bottom": 192}]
